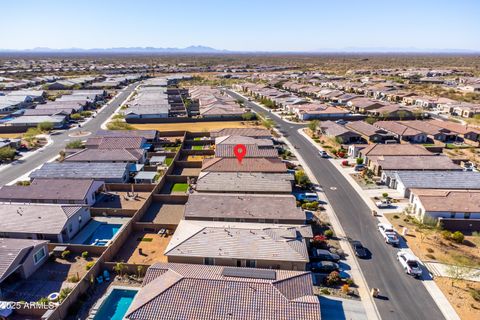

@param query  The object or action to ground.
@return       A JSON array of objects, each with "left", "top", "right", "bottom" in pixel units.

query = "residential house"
[
  {"left": 346, "top": 97, "right": 385, "bottom": 113},
  {"left": 29, "top": 162, "right": 129, "bottom": 183},
  {"left": 85, "top": 136, "right": 148, "bottom": 150},
  {"left": 165, "top": 220, "right": 311, "bottom": 270},
  {"left": 409, "top": 189, "right": 480, "bottom": 223},
  {"left": 5, "top": 115, "right": 67, "bottom": 129},
  {"left": 426, "top": 119, "right": 480, "bottom": 143},
  {"left": 210, "top": 128, "right": 271, "bottom": 139},
  {"left": 368, "top": 155, "right": 461, "bottom": 175},
  {"left": 0, "top": 179, "right": 104, "bottom": 206},
  {"left": 345, "top": 121, "right": 396, "bottom": 143},
  {"left": 184, "top": 193, "right": 305, "bottom": 224},
  {"left": 374, "top": 121, "right": 427, "bottom": 143},
  {"left": 359, "top": 143, "right": 434, "bottom": 167},
  {"left": 0, "top": 204, "right": 90, "bottom": 243},
  {"left": 195, "top": 172, "right": 294, "bottom": 194},
  {"left": 64, "top": 148, "right": 146, "bottom": 164},
  {"left": 318, "top": 120, "right": 362, "bottom": 144},
  {"left": 94, "top": 129, "right": 158, "bottom": 142},
  {"left": 201, "top": 158, "right": 287, "bottom": 173},
  {"left": 125, "top": 263, "right": 320, "bottom": 320},
  {"left": 0, "top": 238, "right": 49, "bottom": 285},
  {"left": 382, "top": 171, "right": 480, "bottom": 197},
  {"left": 399, "top": 120, "right": 458, "bottom": 142}
]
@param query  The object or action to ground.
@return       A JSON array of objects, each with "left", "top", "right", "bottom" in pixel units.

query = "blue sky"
[{"left": 1, "top": 0, "right": 479, "bottom": 51}]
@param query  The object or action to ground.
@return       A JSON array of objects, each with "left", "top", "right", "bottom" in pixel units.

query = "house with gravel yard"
[
  {"left": 409, "top": 189, "right": 480, "bottom": 223},
  {"left": 125, "top": 263, "right": 321, "bottom": 320},
  {"left": 29, "top": 162, "right": 129, "bottom": 183},
  {"left": 0, "top": 203, "right": 90, "bottom": 242},
  {"left": 345, "top": 121, "right": 396, "bottom": 143},
  {"left": 164, "top": 220, "right": 311, "bottom": 270},
  {"left": 184, "top": 193, "right": 305, "bottom": 224},
  {"left": 201, "top": 157, "right": 287, "bottom": 173}
]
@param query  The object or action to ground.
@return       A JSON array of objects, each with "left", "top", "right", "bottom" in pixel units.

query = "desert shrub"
[
  {"left": 382, "top": 192, "right": 389, "bottom": 198},
  {"left": 341, "top": 284, "right": 350, "bottom": 294},
  {"left": 393, "top": 215, "right": 400, "bottom": 219},
  {"left": 81, "top": 251, "right": 89, "bottom": 259},
  {"left": 66, "top": 140, "right": 84, "bottom": 149},
  {"left": 85, "top": 261, "right": 95, "bottom": 270},
  {"left": 61, "top": 250, "right": 71, "bottom": 259},
  {"left": 320, "top": 288, "right": 330, "bottom": 295},
  {"left": 470, "top": 289, "right": 480, "bottom": 302},
  {"left": 326, "top": 271, "right": 341, "bottom": 286},
  {"left": 451, "top": 231, "right": 464, "bottom": 244},
  {"left": 425, "top": 254, "right": 436, "bottom": 260},
  {"left": 356, "top": 158, "right": 364, "bottom": 165},
  {"left": 345, "top": 278, "right": 355, "bottom": 286},
  {"left": 324, "top": 229, "right": 334, "bottom": 238},
  {"left": 68, "top": 274, "right": 80, "bottom": 283},
  {"left": 441, "top": 230, "right": 452, "bottom": 240},
  {"left": 70, "top": 113, "right": 82, "bottom": 120}
]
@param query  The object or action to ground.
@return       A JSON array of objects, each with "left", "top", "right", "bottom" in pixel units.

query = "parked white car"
[
  {"left": 397, "top": 251, "right": 423, "bottom": 277},
  {"left": 378, "top": 223, "right": 400, "bottom": 246},
  {"left": 375, "top": 199, "right": 392, "bottom": 208}
]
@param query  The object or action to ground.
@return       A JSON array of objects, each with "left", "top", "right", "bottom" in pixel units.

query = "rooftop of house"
[
  {"left": 215, "top": 144, "right": 278, "bottom": 158},
  {"left": 94, "top": 129, "right": 157, "bottom": 140},
  {"left": 195, "top": 172, "right": 293, "bottom": 193},
  {"left": 345, "top": 121, "right": 392, "bottom": 137},
  {"left": 385, "top": 170, "right": 480, "bottom": 190},
  {"left": 0, "top": 179, "right": 102, "bottom": 202},
  {"left": 361, "top": 143, "right": 433, "bottom": 157},
  {"left": 202, "top": 157, "right": 287, "bottom": 173},
  {"left": 398, "top": 120, "right": 453, "bottom": 135},
  {"left": 29, "top": 162, "right": 128, "bottom": 180},
  {"left": 426, "top": 119, "right": 480, "bottom": 135},
  {"left": 165, "top": 220, "right": 311, "bottom": 262},
  {"left": 319, "top": 120, "right": 360, "bottom": 137},
  {"left": 184, "top": 193, "right": 304, "bottom": 221},
  {"left": 0, "top": 238, "right": 48, "bottom": 283},
  {"left": 0, "top": 203, "right": 84, "bottom": 234},
  {"left": 374, "top": 121, "right": 423, "bottom": 136},
  {"left": 64, "top": 148, "right": 144, "bottom": 162},
  {"left": 370, "top": 155, "right": 461, "bottom": 171},
  {"left": 412, "top": 189, "right": 480, "bottom": 213},
  {"left": 215, "top": 135, "right": 273, "bottom": 147},
  {"left": 126, "top": 263, "right": 320, "bottom": 320},
  {"left": 85, "top": 136, "right": 146, "bottom": 149}
]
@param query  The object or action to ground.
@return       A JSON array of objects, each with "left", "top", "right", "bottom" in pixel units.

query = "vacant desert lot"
[
  {"left": 0, "top": 133, "right": 23, "bottom": 139},
  {"left": 131, "top": 121, "right": 263, "bottom": 132}
]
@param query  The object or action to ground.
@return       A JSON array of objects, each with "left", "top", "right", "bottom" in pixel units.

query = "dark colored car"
[
  {"left": 352, "top": 241, "right": 367, "bottom": 258},
  {"left": 311, "top": 249, "right": 341, "bottom": 262},
  {"left": 310, "top": 261, "right": 340, "bottom": 273}
]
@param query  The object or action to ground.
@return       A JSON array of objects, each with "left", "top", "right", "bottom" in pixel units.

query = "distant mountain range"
[{"left": 0, "top": 45, "right": 478, "bottom": 54}]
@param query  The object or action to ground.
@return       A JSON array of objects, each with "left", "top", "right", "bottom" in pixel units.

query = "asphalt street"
[
  {"left": 0, "top": 83, "right": 137, "bottom": 186},
  {"left": 227, "top": 89, "right": 445, "bottom": 320}
]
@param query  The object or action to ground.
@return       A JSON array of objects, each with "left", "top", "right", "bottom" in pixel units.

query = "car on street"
[
  {"left": 397, "top": 251, "right": 423, "bottom": 277},
  {"left": 310, "top": 248, "right": 341, "bottom": 262},
  {"left": 375, "top": 199, "right": 392, "bottom": 208},
  {"left": 354, "top": 164, "right": 365, "bottom": 171},
  {"left": 378, "top": 223, "right": 400, "bottom": 246},
  {"left": 351, "top": 240, "right": 368, "bottom": 258},
  {"left": 296, "top": 192, "right": 319, "bottom": 202},
  {"left": 318, "top": 150, "right": 328, "bottom": 158},
  {"left": 309, "top": 261, "right": 340, "bottom": 273}
]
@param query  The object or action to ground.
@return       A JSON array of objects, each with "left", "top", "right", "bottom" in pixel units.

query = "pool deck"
[
  {"left": 94, "top": 191, "right": 151, "bottom": 210},
  {"left": 70, "top": 216, "right": 130, "bottom": 245}
]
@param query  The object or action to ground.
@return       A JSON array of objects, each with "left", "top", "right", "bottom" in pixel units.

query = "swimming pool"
[
  {"left": 82, "top": 223, "right": 121, "bottom": 246},
  {"left": 93, "top": 288, "right": 137, "bottom": 320}
]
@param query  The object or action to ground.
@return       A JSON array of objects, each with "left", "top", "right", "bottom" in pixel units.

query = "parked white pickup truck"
[
  {"left": 378, "top": 223, "right": 400, "bottom": 246},
  {"left": 375, "top": 199, "right": 391, "bottom": 208},
  {"left": 397, "top": 251, "right": 422, "bottom": 277}
]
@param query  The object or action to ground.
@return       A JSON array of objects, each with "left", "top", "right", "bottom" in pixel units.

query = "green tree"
[
  {"left": 70, "top": 113, "right": 82, "bottom": 121},
  {"left": 397, "top": 110, "right": 408, "bottom": 121},
  {"left": 241, "top": 112, "right": 255, "bottom": 121},
  {"left": 295, "top": 170, "right": 310, "bottom": 187},
  {"left": 365, "top": 117, "right": 377, "bottom": 125},
  {"left": 37, "top": 121, "right": 53, "bottom": 132},
  {"left": 261, "top": 117, "right": 275, "bottom": 130},
  {"left": 308, "top": 120, "right": 319, "bottom": 133},
  {"left": 0, "top": 147, "right": 16, "bottom": 161},
  {"left": 356, "top": 158, "right": 364, "bottom": 165}
]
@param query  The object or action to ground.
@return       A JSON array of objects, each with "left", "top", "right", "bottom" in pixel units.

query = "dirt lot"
[
  {"left": 131, "top": 121, "right": 263, "bottom": 132},
  {"left": 114, "top": 232, "right": 171, "bottom": 265},
  {"left": 94, "top": 191, "right": 151, "bottom": 210},
  {"left": 385, "top": 212, "right": 480, "bottom": 319},
  {"left": 0, "top": 133, "right": 23, "bottom": 138}
]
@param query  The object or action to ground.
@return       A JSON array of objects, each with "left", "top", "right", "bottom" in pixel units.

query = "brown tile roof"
[
  {"left": 64, "top": 148, "right": 144, "bottom": 162},
  {"left": 345, "top": 121, "right": 390, "bottom": 137},
  {"left": 127, "top": 263, "right": 320, "bottom": 320},
  {"left": 426, "top": 119, "right": 480, "bottom": 135},
  {"left": 413, "top": 189, "right": 480, "bottom": 213},
  {"left": 95, "top": 129, "right": 157, "bottom": 140},
  {"left": 398, "top": 120, "right": 449, "bottom": 135},
  {"left": 195, "top": 172, "right": 293, "bottom": 193},
  {"left": 374, "top": 121, "right": 423, "bottom": 136},
  {"left": 371, "top": 155, "right": 461, "bottom": 171},
  {"left": 361, "top": 143, "right": 433, "bottom": 157},
  {"left": 184, "top": 193, "right": 304, "bottom": 221},
  {"left": 0, "top": 179, "right": 99, "bottom": 202},
  {"left": 85, "top": 136, "right": 145, "bottom": 149},
  {"left": 215, "top": 144, "right": 278, "bottom": 158},
  {"left": 202, "top": 157, "right": 287, "bottom": 173}
]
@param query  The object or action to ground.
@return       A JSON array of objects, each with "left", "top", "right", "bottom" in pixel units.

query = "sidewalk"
[
  {"left": 299, "top": 128, "right": 461, "bottom": 320},
  {"left": 278, "top": 129, "right": 380, "bottom": 320},
  {"left": 425, "top": 262, "right": 480, "bottom": 282}
]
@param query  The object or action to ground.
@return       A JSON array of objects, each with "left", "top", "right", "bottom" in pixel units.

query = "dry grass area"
[
  {"left": 435, "top": 277, "right": 480, "bottom": 319},
  {"left": 385, "top": 212, "right": 480, "bottom": 319},
  {"left": 131, "top": 121, "right": 263, "bottom": 132},
  {"left": 0, "top": 133, "right": 23, "bottom": 138},
  {"left": 443, "top": 147, "right": 480, "bottom": 166},
  {"left": 185, "top": 155, "right": 213, "bottom": 161}
]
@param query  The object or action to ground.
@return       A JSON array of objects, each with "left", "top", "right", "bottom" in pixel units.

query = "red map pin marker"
[{"left": 233, "top": 144, "right": 247, "bottom": 164}]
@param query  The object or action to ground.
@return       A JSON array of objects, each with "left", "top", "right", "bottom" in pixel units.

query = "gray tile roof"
[
  {"left": 0, "top": 204, "right": 84, "bottom": 234},
  {"left": 184, "top": 193, "right": 305, "bottom": 222},
  {"left": 201, "top": 157, "right": 287, "bottom": 173},
  {"left": 0, "top": 179, "right": 100, "bottom": 202},
  {"left": 85, "top": 136, "right": 146, "bottom": 149},
  {"left": 95, "top": 129, "right": 157, "bottom": 140},
  {"left": 215, "top": 144, "right": 278, "bottom": 158},
  {"left": 195, "top": 172, "right": 293, "bottom": 193},
  {"left": 0, "top": 238, "right": 48, "bottom": 283},
  {"left": 29, "top": 162, "right": 128, "bottom": 180},
  {"left": 372, "top": 155, "right": 461, "bottom": 171},
  {"left": 126, "top": 263, "right": 320, "bottom": 320},
  {"left": 210, "top": 128, "right": 271, "bottom": 138},
  {"left": 64, "top": 148, "right": 144, "bottom": 162},
  {"left": 165, "top": 220, "right": 311, "bottom": 262},
  {"left": 386, "top": 170, "right": 480, "bottom": 190}
]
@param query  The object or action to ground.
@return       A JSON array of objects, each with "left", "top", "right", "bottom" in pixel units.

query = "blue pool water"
[
  {"left": 82, "top": 223, "right": 121, "bottom": 246},
  {"left": 93, "top": 289, "right": 137, "bottom": 320}
]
